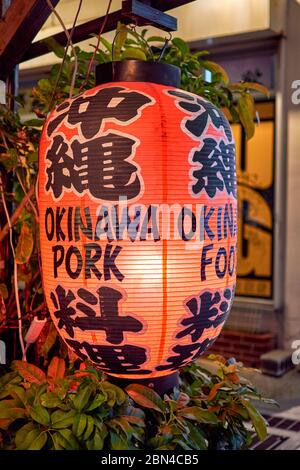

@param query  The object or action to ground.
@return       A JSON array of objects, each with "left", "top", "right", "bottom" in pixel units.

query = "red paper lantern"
[{"left": 39, "top": 62, "right": 237, "bottom": 382}]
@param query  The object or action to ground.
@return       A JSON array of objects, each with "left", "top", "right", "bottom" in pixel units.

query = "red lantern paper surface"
[{"left": 39, "top": 82, "right": 237, "bottom": 379}]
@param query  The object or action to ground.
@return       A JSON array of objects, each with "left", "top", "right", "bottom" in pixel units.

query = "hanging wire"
[
  {"left": 0, "top": 173, "right": 26, "bottom": 360},
  {"left": 45, "top": 0, "right": 79, "bottom": 99},
  {"left": 48, "top": 0, "right": 83, "bottom": 109},
  {"left": 157, "top": 31, "right": 173, "bottom": 62},
  {"left": 79, "top": 0, "right": 113, "bottom": 92}
]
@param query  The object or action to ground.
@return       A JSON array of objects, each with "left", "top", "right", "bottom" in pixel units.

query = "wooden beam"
[
  {"left": 0, "top": 0, "right": 59, "bottom": 80},
  {"left": 152, "top": 0, "right": 197, "bottom": 10},
  {"left": 122, "top": 0, "right": 177, "bottom": 31},
  {"left": 22, "top": 0, "right": 197, "bottom": 63}
]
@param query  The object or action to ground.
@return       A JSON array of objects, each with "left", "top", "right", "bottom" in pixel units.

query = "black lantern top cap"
[{"left": 95, "top": 60, "right": 181, "bottom": 88}]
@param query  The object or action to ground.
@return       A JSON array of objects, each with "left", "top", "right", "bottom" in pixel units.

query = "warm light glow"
[{"left": 39, "top": 82, "right": 237, "bottom": 379}]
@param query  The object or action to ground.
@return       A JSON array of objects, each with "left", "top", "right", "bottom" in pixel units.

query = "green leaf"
[
  {"left": 52, "top": 432, "right": 65, "bottom": 450},
  {"left": 15, "top": 422, "right": 36, "bottom": 448},
  {"left": 27, "top": 151, "right": 38, "bottom": 163},
  {"left": 58, "top": 429, "right": 80, "bottom": 450},
  {"left": 82, "top": 415, "right": 94, "bottom": 440},
  {"left": 109, "top": 430, "right": 129, "bottom": 450},
  {"left": 122, "top": 47, "right": 147, "bottom": 61},
  {"left": 101, "top": 381, "right": 125, "bottom": 406},
  {"left": 147, "top": 36, "right": 166, "bottom": 42},
  {"left": 16, "top": 428, "right": 42, "bottom": 450},
  {"left": 237, "top": 93, "right": 255, "bottom": 139},
  {"left": 0, "top": 401, "right": 27, "bottom": 420},
  {"left": 114, "top": 22, "right": 128, "bottom": 60},
  {"left": 15, "top": 222, "right": 34, "bottom": 264},
  {"left": 28, "top": 431, "right": 48, "bottom": 450},
  {"left": 86, "top": 393, "right": 106, "bottom": 411},
  {"left": 51, "top": 409, "right": 77, "bottom": 429},
  {"left": 126, "top": 384, "right": 166, "bottom": 413},
  {"left": 242, "top": 82, "right": 270, "bottom": 96},
  {"left": 241, "top": 399, "right": 267, "bottom": 441},
  {"left": 201, "top": 60, "right": 229, "bottom": 84},
  {"left": 172, "top": 37, "right": 190, "bottom": 56},
  {"left": 23, "top": 119, "right": 44, "bottom": 128},
  {"left": 43, "top": 37, "right": 65, "bottom": 58},
  {"left": 86, "top": 428, "right": 105, "bottom": 450},
  {"left": 72, "top": 413, "right": 87, "bottom": 438},
  {"left": 40, "top": 392, "right": 62, "bottom": 408},
  {"left": 178, "top": 406, "right": 219, "bottom": 424},
  {"left": 230, "top": 82, "right": 270, "bottom": 97},
  {"left": 6, "top": 384, "right": 26, "bottom": 405},
  {"left": 72, "top": 386, "right": 92, "bottom": 412},
  {"left": 185, "top": 422, "right": 207, "bottom": 450},
  {"left": 30, "top": 405, "right": 50, "bottom": 426},
  {"left": 99, "top": 37, "right": 112, "bottom": 53},
  {"left": 12, "top": 360, "right": 46, "bottom": 384}
]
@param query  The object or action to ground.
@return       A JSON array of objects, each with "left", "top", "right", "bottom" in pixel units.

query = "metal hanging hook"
[{"left": 157, "top": 31, "right": 173, "bottom": 63}]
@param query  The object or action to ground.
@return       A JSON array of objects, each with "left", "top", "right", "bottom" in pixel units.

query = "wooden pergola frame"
[{"left": 0, "top": 0, "right": 196, "bottom": 81}]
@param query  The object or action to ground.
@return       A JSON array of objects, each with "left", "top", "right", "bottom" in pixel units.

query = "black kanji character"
[
  {"left": 45, "top": 135, "right": 83, "bottom": 199},
  {"left": 156, "top": 338, "right": 214, "bottom": 371},
  {"left": 45, "top": 133, "right": 141, "bottom": 200},
  {"left": 65, "top": 339, "right": 151, "bottom": 375},
  {"left": 176, "top": 287, "right": 233, "bottom": 342},
  {"left": 75, "top": 286, "right": 143, "bottom": 344},
  {"left": 191, "top": 138, "right": 236, "bottom": 198},
  {"left": 167, "top": 90, "right": 232, "bottom": 141},
  {"left": 70, "top": 133, "right": 141, "bottom": 200},
  {"left": 47, "top": 87, "right": 153, "bottom": 139},
  {"left": 50, "top": 285, "right": 76, "bottom": 337}
]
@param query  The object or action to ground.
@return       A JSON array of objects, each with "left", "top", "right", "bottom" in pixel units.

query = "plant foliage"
[{"left": 0, "top": 356, "right": 276, "bottom": 450}]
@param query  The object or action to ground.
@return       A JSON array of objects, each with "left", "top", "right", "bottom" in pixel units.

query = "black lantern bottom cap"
[
  {"left": 95, "top": 60, "right": 181, "bottom": 88},
  {"left": 107, "top": 371, "right": 179, "bottom": 396}
]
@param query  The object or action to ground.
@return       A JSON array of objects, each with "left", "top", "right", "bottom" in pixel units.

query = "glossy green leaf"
[
  {"left": 40, "top": 392, "right": 62, "bottom": 408},
  {"left": 28, "top": 431, "right": 48, "bottom": 450},
  {"left": 172, "top": 37, "right": 190, "bottom": 55},
  {"left": 201, "top": 60, "right": 229, "bottom": 84},
  {"left": 126, "top": 384, "right": 166, "bottom": 413},
  {"left": 83, "top": 415, "right": 94, "bottom": 441},
  {"left": 72, "top": 413, "right": 87, "bottom": 438},
  {"left": 241, "top": 399, "right": 267, "bottom": 441},
  {"left": 51, "top": 409, "right": 77, "bottom": 429},
  {"left": 237, "top": 93, "right": 255, "bottom": 139},
  {"left": 86, "top": 429, "right": 104, "bottom": 450},
  {"left": 72, "top": 386, "right": 92, "bottom": 411},
  {"left": 58, "top": 429, "right": 80, "bottom": 450},
  {"left": 30, "top": 405, "right": 50, "bottom": 426},
  {"left": 122, "top": 48, "right": 147, "bottom": 61},
  {"left": 16, "top": 428, "right": 42, "bottom": 450},
  {"left": 15, "top": 422, "right": 36, "bottom": 448},
  {"left": 178, "top": 406, "right": 219, "bottom": 424},
  {"left": 15, "top": 222, "right": 34, "bottom": 264}
]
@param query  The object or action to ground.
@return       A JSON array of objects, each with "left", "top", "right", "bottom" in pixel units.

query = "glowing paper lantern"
[{"left": 39, "top": 61, "right": 237, "bottom": 382}]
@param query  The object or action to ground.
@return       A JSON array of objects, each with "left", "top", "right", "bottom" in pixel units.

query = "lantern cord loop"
[
  {"left": 0, "top": 173, "right": 26, "bottom": 360},
  {"left": 79, "top": 0, "right": 113, "bottom": 93},
  {"left": 45, "top": 0, "right": 79, "bottom": 100},
  {"left": 48, "top": 0, "right": 83, "bottom": 109},
  {"left": 157, "top": 32, "right": 173, "bottom": 62}
]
